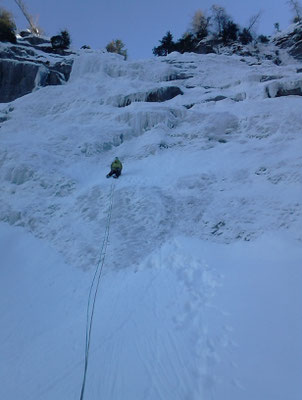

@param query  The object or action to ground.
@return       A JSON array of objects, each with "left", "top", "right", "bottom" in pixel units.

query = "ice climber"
[{"left": 106, "top": 157, "right": 123, "bottom": 179}]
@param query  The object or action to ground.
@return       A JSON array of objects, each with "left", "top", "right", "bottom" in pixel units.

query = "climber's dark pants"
[{"left": 108, "top": 168, "right": 121, "bottom": 178}]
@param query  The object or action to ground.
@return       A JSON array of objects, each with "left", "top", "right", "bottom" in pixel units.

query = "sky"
[{"left": 1, "top": 0, "right": 295, "bottom": 59}]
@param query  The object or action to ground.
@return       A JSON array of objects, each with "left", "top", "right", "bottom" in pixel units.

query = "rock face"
[
  {"left": 0, "top": 60, "right": 41, "bottom": 103},
  {"left": 195, "top": 41, "right": 216, "bottom": 55},
  {"left": 274, "top": 22, "right": 302, "bottom": 60},
  {"left": 146, "top": 86, "right": 183, "bottom": 102},
  {"left": 118, "top": 86, "right": 183, "bottom": 107},
  {"left": 0, "top": 35, "right": 74, "bottom": 103},
  {"left": 194, "top": 25, "right": 302, "bottom": 62}
]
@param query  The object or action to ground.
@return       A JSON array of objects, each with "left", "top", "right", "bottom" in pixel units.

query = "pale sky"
[{"left": 2, "top": 0, "right": 295, "bottom": 59}]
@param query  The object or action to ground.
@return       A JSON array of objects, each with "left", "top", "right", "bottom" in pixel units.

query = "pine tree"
[
  {"left": 61, "top": 30, "right": 71, "bottom": 49},
  {"left": 153, "top": 31, "right": 175, "bottom": 56},
  {"left": 51, "top": 30, "right": 71, "bottom": 50},
  {"left": 175, "top": 33, "right": 197, "bottom": 54}
]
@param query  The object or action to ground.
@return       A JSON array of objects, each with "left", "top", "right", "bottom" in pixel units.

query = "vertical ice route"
[{"left": 79, "top": 181, "right": 115, "bottom": 400}]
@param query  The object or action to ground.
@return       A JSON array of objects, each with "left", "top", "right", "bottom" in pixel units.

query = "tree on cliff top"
[
  {"left": 106, "top": 39, "right": 128, "bottom": 59},
  {"left": 153, "top": 31, "right": 176, "bottom": 56},
  {"left": 210, "top": 5, "right": 230, "bottom": 36},
  {"left": 287, "top": 0, "right": 302, "bottom": 23},
  {"left": 0, "top": 8, "right": 17, "bottom": 43},
  {"left": 51, "top": 30, "right": 71, "bottom": 50},
  {"left": 14, "top": 0, "right": 42, "bottom": 35},
  {"left": 191, "top": 10, "right": 210, "bottom": 40}
]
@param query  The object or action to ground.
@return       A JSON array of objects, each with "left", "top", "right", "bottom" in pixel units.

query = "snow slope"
[{"left": 1, "top": 48, "right": 302, "bottom": 399}]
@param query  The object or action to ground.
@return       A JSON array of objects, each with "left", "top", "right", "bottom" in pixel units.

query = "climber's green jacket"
[{"left": 111, "top": 158, "right": 123, "bottom": 171}]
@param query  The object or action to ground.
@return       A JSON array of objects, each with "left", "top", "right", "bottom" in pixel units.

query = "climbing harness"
[{"left": 79, "top": 181, "right": 116, "bottom": 400}]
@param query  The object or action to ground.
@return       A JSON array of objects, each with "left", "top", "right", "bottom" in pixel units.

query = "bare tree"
[
  {"left": 14, "top": 0, "right": 42, "bottom": 35},
  {"left": 247, "top": 11, "right": 262, "bottom": 33},
  {"left": 287, "top": 0, "right": 302, "bottom": 22},
  {"left": 210, "top": 5, "right": 229, "bottom": 36},
  {"left": 191, "top": 10, "right": 210, "bottom": 39}
]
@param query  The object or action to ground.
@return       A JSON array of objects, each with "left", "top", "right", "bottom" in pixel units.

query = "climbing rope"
[{"left": 79, "top": 181, "right": 116, "bottom": 400}]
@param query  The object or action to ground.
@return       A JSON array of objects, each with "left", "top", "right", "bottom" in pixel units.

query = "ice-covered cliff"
[
  {"left": 0, "top": 33, "right": 73, "bottom": 102},
  {"left": 1, "top": 48, "right": 302, "bottom": 400}
]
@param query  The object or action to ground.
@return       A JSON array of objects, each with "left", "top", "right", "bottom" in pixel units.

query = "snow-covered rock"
[
  {"left": 265, "top": 77, "right": 302, "bottom": 97},
  {"left": 274, "top": 21, "right": 302, "bottom": 60},
  {"left": 0, "top": 38, "right": 74, "bottom": 102}
]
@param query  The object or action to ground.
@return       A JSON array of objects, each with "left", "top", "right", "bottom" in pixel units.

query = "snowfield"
[{"left": 1, "top": 47, "right": 302, "bottom": 400}]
